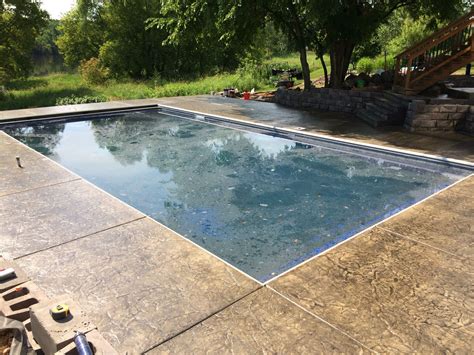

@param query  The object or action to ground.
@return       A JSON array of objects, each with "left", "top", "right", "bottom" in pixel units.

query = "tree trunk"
[
  {"left": 329, "top": 41, "right": 355, "bottom": 88},
  {"left": 320, "top": 55, "right": 329, "bottom": 87},
  {"left": 315, "top": 48, "right": 329, "bottom": 88},
  {"left": 298, "top": 46, "right": 311, "bottom": 91}
]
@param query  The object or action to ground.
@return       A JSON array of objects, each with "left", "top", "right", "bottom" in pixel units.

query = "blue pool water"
[{"left": 5, "top": 109, "right": 471, "bottom": 281}]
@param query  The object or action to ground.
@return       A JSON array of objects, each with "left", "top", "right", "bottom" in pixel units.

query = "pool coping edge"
[{"left": 158, "top": 104, "right": 474, "bottom": 170}]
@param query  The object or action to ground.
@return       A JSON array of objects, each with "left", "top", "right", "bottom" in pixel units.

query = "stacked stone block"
[
  {"left": 275, "top": 87, "right": 473, "bottom": 134},
  {"left": 405, "top": 100, "right": 473, "bottom": 133},
  {"left": 464, "top": 106, "right": 474, "bottom": 133},
  {"left": 274, "top": 87, "right": 381, "bottom": 113}
]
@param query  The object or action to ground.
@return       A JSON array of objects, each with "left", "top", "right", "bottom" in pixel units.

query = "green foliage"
[
  {"left": 34, "top": 19, "right": 61, "bottom": 56},
  {"left": 306, "top": 0, "right": 467, "bottom": 86},
  {"left": 253, "top": 21, "right": 292, "bottom": 59},
  {"left": 0, "top": 74, "right": 95, "bottom": 110},
  {"left": 0, "top": 86, "right": 10, "bottom": 101},
  {"left": 56, "top": 94, "right": 106, "bottom": 106},
  {"left": 0, "top": 0, "right": 48, "bottom": 85},
  {"left": 387, "top": 16, "right": 434, "bottom": 55},
  {"left": 356, "top": 57, "right": 374, "bottom": 74},
  {"left": 57, "top": 0, "right": 261, "bottom": 79},
  {"left": 352, "top": 36, "right": 382, "bottom": 64},
  {"left": 236, "top": 60, "right": 273, "bottom": 87},
  {"left": 79, "top": 58, "right": 110, "bottom": 85},
  {"left": 150, "top": 0, "right": 258, "bottom": 76},
  {"left": 99, "top": 1, "right": 169, "bottom": 78},
  {"left": 0, "top": 51, "right": 333, "bottom": 110},
  {"left": 0, "top": 68, "right": 278, "bottom": 111},
  {"left": 356, "top": 55, "right": 395, "bottom": 73},
  {"left": 373, "top": 55, "right": 395, "bottom": 71},
  {"left": 56, "top": 1, "right": 105, "bottom": 67},
  {"left": 352, "top": 7, "right": 459, "bottom": 71}
]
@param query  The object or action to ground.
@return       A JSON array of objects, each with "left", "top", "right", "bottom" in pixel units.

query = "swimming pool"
[{"left": 4, "top": 107, "right": 472, "bottom": 282}]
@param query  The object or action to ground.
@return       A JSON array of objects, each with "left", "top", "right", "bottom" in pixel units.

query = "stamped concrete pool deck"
[{"left": 1, "top": 97, "right": 473, "bottom": 353}]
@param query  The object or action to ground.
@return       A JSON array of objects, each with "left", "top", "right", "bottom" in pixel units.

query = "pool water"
[{"left": 5, "top": 109, "right": 470, "bottom": 281}]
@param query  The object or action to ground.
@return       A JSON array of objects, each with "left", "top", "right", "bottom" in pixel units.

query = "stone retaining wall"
[
  {"left": 275, "top": 87, "right": 474, "bottom": 135},
  {"left": 405, "top": 99, "right": 474, "bottom": 134},
  {"left": 274, "top": 87, "right": 380, "bottom": 113},
  {"left": 462, "top": 106, "right": 474, "bottom": 133},
  {"left": 445, "top": 75, "right": 474, "bottom": 87}
]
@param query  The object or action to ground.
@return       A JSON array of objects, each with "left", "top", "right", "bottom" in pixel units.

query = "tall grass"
[
  {"left": 0, "top": 52, "right": 331, "bottom": 111},
  {"left": 0, "top": 72, "right": 275, "bottom": 111}
]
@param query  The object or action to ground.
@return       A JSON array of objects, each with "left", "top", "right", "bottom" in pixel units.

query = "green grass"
[
  {"left": 0, "top": 52, "right": 330, "bottom": 111},
  {"left": 0, "top": 72, "right": 274, "bottom": 111},
  {"left": 265, "top": 52, "right": 330, "bottom": 82},
  {"left": 1, "top": 74, "right": 100, "bottom": 110}
]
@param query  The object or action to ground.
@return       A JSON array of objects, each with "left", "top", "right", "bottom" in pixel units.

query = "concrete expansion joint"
[
  {"left": 1, "top": 100, "right": 473, "bottom": 353},
  {"left": 14, "top": 216, "right": 147, "bottom": 261},
  {"left": 377, "top": 226, "right": 462, "bottom": 259},
  {"left": 142, "top": 285, "right": 264, "bottom": 353},
  {"left": 266, "top": 285, "right": 377, "bottom": 354},
  {"left": 0, "top": 177, "right": 82, "bottom": 199}
]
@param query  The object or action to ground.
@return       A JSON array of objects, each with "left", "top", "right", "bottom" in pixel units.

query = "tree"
[
  {"left": 308, "top": 0, "right": 468, "bottom": 88},
  {"left": 263, "top": 0, "right": 315, "bottom": 90},
  {"left": 98, "top": 0, "right": 167, "bottom": 78},
  {"left": 56, "top": 0, "right": 105, "bottom": 67},
  {"left": 34, "top": 19, "right": 61, "bottom": 56},
  {"left": 0, "top": 0, "right": 47, "bottom": 84},
  {"left": 152, "top": 0, "right": 316, "bottom": 90},
  {"left": 57, "top": 0, "right": 253, "bottom": 79},
  {"left": 149, "top": 0, "right": 262, "bottom": 76}
]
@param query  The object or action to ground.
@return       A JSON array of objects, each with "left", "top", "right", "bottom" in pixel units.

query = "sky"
[{"left": 40, "top": 0, "right": 76, "bottom": 19}]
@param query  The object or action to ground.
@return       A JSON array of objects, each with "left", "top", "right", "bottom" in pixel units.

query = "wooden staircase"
[{"left": 393, "top": 9, "right": 474, "bottom": 95}]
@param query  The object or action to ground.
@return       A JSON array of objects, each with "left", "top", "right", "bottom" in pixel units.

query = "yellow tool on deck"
[{"left": 50, "top": 304, "right": 70, "bottom": 320}]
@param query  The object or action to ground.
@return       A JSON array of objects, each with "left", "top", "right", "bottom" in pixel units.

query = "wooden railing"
[{"left": 394, "top": 9, "right": 474, "bottom": 92}]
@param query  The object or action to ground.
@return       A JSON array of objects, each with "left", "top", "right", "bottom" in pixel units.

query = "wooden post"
[
  {"left": 394, "top": 56, "right": 401, "bottom": 86},
  {"left": 405, "top": 57, "right": 413, "bottom": 91},
  {"left": 471, "top": 29, "right": 474, "bottom": 52}
]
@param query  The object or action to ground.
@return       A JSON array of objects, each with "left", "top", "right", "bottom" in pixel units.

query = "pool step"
[{"left": 356, "top": 92, "right": 412, "bottom": 128}]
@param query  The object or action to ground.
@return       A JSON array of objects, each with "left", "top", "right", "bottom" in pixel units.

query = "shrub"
[
  {"left": 236, "top": 60, "right": 274, "bottom": 89},
  {"left": 0, "top": 86, "right": 9, "bottom": 101},
  {"left": 56, "top": 94, "right": 107, "bottom": 106},
  {"left": 373, "top": 55, "right": 395, "bottom": 71},
  {"left": 356, "top": 57, "right": 374, "bottom": 74},
  {"left": 79, "top": 58, "right": 110, "bottom": 85}
]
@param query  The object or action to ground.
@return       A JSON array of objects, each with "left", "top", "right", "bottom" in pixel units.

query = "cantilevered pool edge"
[
  {"left": 264, "top": 171, "right": 473, "bottom": 284},
  {"left": 158, "top": 104, "right": 474, "bottom": 170},
  {"left": 3, "top": 102, "right": 473, "bottom": 169},
  {"left": 156, "top": 104, "right": 474, "bottom": 283},
  {"left": 0, "top": 130, "right": 264, "bottom": 286},
  {"left": 1, "top": 102, "right": 473, "bottom": 285}
]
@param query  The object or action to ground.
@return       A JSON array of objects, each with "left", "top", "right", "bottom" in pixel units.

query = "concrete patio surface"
[
  {"left": 0, "top": 97, "right": 473, "bottom": 353},
  {"left": 148, "top": 287, "right": 369, "bottom": 354},
  {"left": 17, "top": 217, "right": 259, "bottom": 353},
  {"left": 157, "top": 95, "right": 474, "bottom": 163},
  {"left": 0, "top": 133, "right": 79, "bottom": 197}
]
